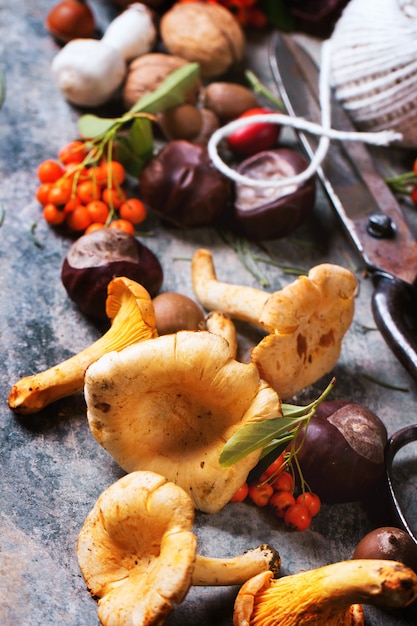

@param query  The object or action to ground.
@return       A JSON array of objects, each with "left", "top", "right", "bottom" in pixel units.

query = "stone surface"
[{"left": 0, "top": 2, "right": 417, "bottom": 625}]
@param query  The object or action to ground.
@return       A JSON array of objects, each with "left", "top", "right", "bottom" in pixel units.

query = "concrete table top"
[{"left": 1, "top": 2, "right": 417, "bottom": 625}]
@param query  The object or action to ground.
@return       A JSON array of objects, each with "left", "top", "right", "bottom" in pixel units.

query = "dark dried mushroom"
[
  {"left": 139, "top": 140, "right": 232, "bottom": 228},
  {"left": 233, "top": 148, "right": 316, "bottom": 241},
  {"left": 61, "top": 228, "right": 163, "bottom": 323}
]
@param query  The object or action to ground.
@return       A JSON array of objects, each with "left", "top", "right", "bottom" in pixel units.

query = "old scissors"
[{"left": 269, "top": 32, "right": 417, "bottom": 383}]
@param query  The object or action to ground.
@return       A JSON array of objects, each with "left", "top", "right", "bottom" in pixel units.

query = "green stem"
[
  {"left": 252, "top": 254, "right": 307, "bottom": 276},
  {"left": 245, "top": 70, "right": 285, "bottom": 111}
]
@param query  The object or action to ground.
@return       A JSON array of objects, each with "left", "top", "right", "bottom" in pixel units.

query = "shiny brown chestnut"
[
  {"left": 293, "top": 400, "right": 388, "bottom": 504},
  {"left": 353, "top": 527, "right": 417, "bottom": 574},
  {"left": 233, "top": 148, "right": 315, "bottom": 241},
  {"left": 138, "top": 140, "right": 232, "bottom": 229},
  {"left": 61, "top": 228, "right": 163, "bottom": 323}
]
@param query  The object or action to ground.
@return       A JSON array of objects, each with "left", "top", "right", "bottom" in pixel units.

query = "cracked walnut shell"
[{"left": 160, "top": 2, "right": 245, "bottom": 78}]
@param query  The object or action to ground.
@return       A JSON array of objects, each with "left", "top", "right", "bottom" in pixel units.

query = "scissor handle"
[
  {"left": 372, "top": 272, "right": 417, "bottom": 383},
  {"left": 385, "top": 424, "right": 417, "bottom": 546}
]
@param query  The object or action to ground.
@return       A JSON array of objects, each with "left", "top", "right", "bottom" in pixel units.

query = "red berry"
[
  {"left": 230, "top": 483, "right": 249, "bottom": 503},
  {"left": 284, "top": 502, "right": 312, "bottom": 531},
  {"left": 248, "top": 482, "right": 274, "bottom": 507},
  {"left": 269, "top": 490, "right": 296, "bottom": 519},
  {"left": 262, "top": 453, "right": 286, "bottom": 479},
  {"left": 296, "top": 492, "right": 321, "bottom": 518},
  {"left": 271, "top": 471, "right": 294, "bottom": 493}
]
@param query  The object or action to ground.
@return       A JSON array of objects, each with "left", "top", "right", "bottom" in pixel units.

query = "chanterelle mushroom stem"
[
  {"left": 205, "top": 310, "right": 238, "bottom": 358},
  {"left": 8, "top": 277, "right": 158, "bottom": 414},
  {"left": 192, "top": 544, "right": 281, "bottom": 586},
  {"left": 233, "top": 559, "right": 417, "bottom": 626},
  {"left": 192, "top": 248, "right": 269, "bottom": 324}
]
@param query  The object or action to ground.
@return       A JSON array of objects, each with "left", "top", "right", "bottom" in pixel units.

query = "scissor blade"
[{"left": 268, "top": 32, "right": 417, "bottom": 285}]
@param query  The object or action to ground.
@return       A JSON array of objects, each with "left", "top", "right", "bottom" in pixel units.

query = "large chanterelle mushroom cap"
[
  {"left": 251, "top": 263, "right": 357, "bottom": 399},
  {"left": 84, "top": 330, "right": 281, "bottom": 513},
  {"left": 192, "top": 249, "right": 357, "bottom": 399},
  {"left": 77, "top": 471, "right": 196, "bottom": 626},
  {"left": 77, "top": 471, "right": 281, "bottom": 626}
]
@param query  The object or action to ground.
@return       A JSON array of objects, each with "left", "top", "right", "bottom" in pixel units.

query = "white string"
[{"left": 207, "top": 41, "right": 403, "bottom": 192}]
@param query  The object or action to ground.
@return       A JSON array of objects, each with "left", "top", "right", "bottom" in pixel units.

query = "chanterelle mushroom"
[
  {"left": 205, "top": 310, "right": 238, "bottom": 358},
  {"left": 192, "top": 248, "right": 357, "bottom": 399},
  {"left": 84, "top": 330, "right": 281, "bottom": 513},
  {"left": 8, "top": 277, "right": 158, "bottom": 414},
  {"left": 77, "top": 471, "right": 281, "bottom": 626},
  {"left": 233, "top": 560, "right": 417, "bottom": 626}
]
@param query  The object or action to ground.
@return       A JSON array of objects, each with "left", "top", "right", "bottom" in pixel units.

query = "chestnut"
[
  {"left": 152, "top": 292, "right": 206, "bottom": 335},
  {"left": 138, "top": 140, "right": 232, "bottom": 228},
  {"left": 61, "top": 228, "right": 163, "bottom": 323},
  {"left": 293, "top": 400, "right": 388, "bottom": 504},
  {"left": 232, "top": 148, "right": 316, "bottom": 241},
  {"left": 353, "top": 527, "right": 417, "bottom": 574}
]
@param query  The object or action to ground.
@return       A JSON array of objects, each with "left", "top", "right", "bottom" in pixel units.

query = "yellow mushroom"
[
  {"left": 77, "top": 471, "right": 281, "bottom": 626},
  {"left": 84, "top": 330, "right": 281, "bottom": 513},
  {"left": 205, "top": 310, "right": 238, "bottom": 358},
  {"left": 233, "top": 560, "right": 417, "bottom": 626},
  {"left": 192, "top": 248, "right": 357, "bottom": 399},
  {"left": 8, "top": 277, "right": 158, "bottom": 414}
]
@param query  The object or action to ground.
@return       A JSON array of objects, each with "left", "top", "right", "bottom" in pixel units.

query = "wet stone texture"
[{"left": 1, "top": 2, "right": 417, "bottom": 625}]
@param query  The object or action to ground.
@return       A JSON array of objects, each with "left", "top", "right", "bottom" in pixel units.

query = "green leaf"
[
  {"left": 219, "top": 378, "right": 336, "bottom": 468},
  {"left": 259, "top": 437, "right": 294, "bottom": 460},
  {"left": 259, "top": 0, "right": 295, "bottom": 30},
  {"left": 114, "top": 117, "right": 154, "bottom": 177},
  {"left": 114, "top": 137, "right": 144, "bottom": 178},
  {"left": 78, "top": 114, "right": 120, "bottom": 140},
  {"left": 219, "top": 416, "right": 298, "bottom": 467},
  {"left": 129, "top": 62, "right": 200, "bottom": 115},
  {"left": 130, "top": 116, "right": 153, "bottom": 157}
]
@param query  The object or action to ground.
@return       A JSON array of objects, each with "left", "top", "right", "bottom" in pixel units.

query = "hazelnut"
[
  {"left": 157, "top": 103, "right": 203, "bottom": 141},
  {"left": 203, "top": 82, "right": 259, "bottom": 122},
  {"left": 160, "top": 2, "right": 245, "bottom": 78}
]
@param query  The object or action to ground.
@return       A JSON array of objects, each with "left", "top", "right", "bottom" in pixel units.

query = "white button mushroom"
[
  {"left": 51, "top": 38, "right": 126, "bottom": 107},
  {"left": 51, "top": 3, "right": 158, "bottom": 107}
]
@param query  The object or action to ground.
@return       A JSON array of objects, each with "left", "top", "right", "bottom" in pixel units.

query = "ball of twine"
[
  {"left": 208, "top": 41, "right": 402, "bottom": 191},
  {"left": 329, "top": 0, "right": 417, "bottom": 147}
]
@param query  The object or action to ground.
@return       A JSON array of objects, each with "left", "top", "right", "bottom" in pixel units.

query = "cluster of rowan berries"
[
  {"left": 35, "top": 140, "right": 147, "bottom": 236},
  {"left": 229, "top": 452, "right": 321, "bottom": 532}
]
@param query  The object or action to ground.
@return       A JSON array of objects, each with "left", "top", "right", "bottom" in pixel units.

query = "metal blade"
[{"left": 268, "top": 32, "right": 417, "bottom": 285}]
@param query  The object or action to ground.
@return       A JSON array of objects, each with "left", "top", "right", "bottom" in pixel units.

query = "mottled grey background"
[{"left": 1, "top": 2, "right": 417, "bottom": 625}]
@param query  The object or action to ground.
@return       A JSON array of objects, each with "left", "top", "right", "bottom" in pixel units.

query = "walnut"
[
  {"left": 122, "top": 52, "right": 201, "bottom": 110},
  {"left": 160, "top": 2, "right": 245, "bottom": 78}
]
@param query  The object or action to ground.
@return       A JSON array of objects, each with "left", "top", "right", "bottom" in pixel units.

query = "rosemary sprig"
[
  {"left": 252, "top": 254, "right": 307, "bottom": 276},
  {"left": 30, "top": 222, "right": 44, "bottom": 249},
  {"left": 361, "top": 372, "right": 409, "bottom": 392},
  {"left": 217, "top": 229, "right": 271, "bottom": 288}
]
